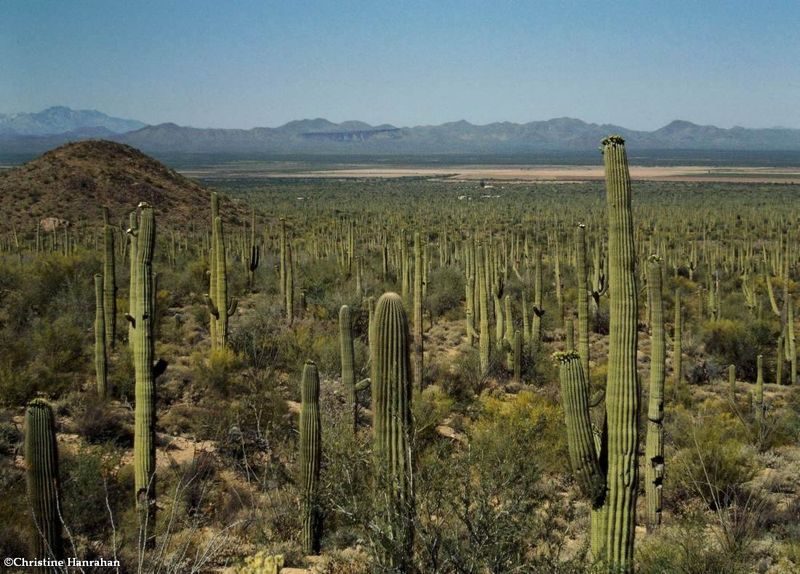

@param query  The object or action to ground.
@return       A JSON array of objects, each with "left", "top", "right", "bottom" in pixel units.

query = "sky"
[{"left": 2, "top": 1, "right": 799, "bottom": 130}]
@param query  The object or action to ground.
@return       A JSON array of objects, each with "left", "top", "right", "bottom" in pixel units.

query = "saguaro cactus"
[
  {"left": 102, "top": 207, "right": 117, "bottom": 349},
  {"left": 531, "top": 250, "right": 545, "bottom": 349},
  {"left": 674, "top": 289, "right": 683, "bottom": 392},
  {"left": 413, "top": 232, "right": 424, "bottom": 390},
  {"left": 128, "top": 211, "right": 138, "bottom": 351},
  {"left": 25, "top": 399, "right": 63, "bottom": 564},
  {"left": 645, "top": 256, "right": 665, "bottom": 530},
  {"left": 205, "top": 216, "right": 237, "bottom": 349},
  {"left": 601, "top": 135, "right": 639, "bottom": 571},
  {"left": 576, "top": 224, "right": 590, "bottom": 378},
  {"left": 286, "top": 241, "right": 294, "bottom": 325},
  {"left": 372, "top": 292, "right": 414, "bottom": 571},
  {"left": 300, "top": 360, "right": 322, "bottom": 555},
  {"left": 560, "top": 137, "right": 640, "bottom": 571},
  {"left": 556, "top": 352, "right": 605, "bottom": 505},
  {"left": 127, "top": 203, "right": 165, "bottom": 536},
  {"left": 247, "top": 208, "right": 260, "bottom": 290},
  {"left": 209, "top": 193, "right": 220, "bottom": 345},
  {"left": 478, "top": 246, "right": 491, "bottom": 375},
  {"left": 94, "top": 274, "right": 108, "bottom": 398},
  {"left": 339, "top": 305, "right": 356, "bottom": 431}
]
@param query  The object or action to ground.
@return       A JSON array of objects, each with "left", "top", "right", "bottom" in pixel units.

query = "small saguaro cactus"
[
  {"left": 25, "top": 399, "right": 64, "bottom": 564},
  {"left": 555, "top": 352, "right": 605, "bottom": 505},
  {"left": 513, "top": 329, "right": 522, "bottom": 383},
  {"left": 300, "top": 360, "right": 322, "bottom": 555},
  {"left": 205, "top": 216, "right": 238, "bottom": 349},
  {"left": 247, "top": 208, "right": 260, "bottom": 290},
  {"left": 645, "top": 256, "right": 665, "bottom": 530},
  {"left": 94, "top": 274, "right": 108, "bottom": 398},
  {"left": 729, "top": 364, "right": 737, "bottom": 401},
  {"left": 372, "top": 292, "right": 415, "bottom": 571}
]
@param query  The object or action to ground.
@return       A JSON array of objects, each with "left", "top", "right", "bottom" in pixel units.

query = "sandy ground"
[{"left": 181, "top": 164, "right": 800, "bottom": 183}]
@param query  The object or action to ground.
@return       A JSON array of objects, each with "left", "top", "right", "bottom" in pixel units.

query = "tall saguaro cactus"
[
  {"left": 601, "top": 135, "right": 639, "bottom": 571},
  {"left": 645, "top": 256, "right": 665, "bottom": 530},
  {"left": 531, "top": 250, "right": 544, "bottom": 350},
  {"left": 102, "top": 207, "right": 117, "bottom": 349},
  {"left": 94, "top": 274, "right": 108, "bottom": 398},
  {"left": 209, "top": 193, "right": 220, "bottom": 345},
  {"left": 576, "top": 224, "right": 590, "bottom": 379},
  {"left": 673, "top": 290, "right": 683, "bottom": 393},
  {"left": 300, "top": 360, "right": 322, "bottom": 555},
  {"left": 477, "top": 246, "right": 491, "bottom": 375},
  {"left": 127, "top": 203, "right": 164, "bottom": 537},
  {"left": 25, "top": 399, "right": 63, "bottom": 565},
  {"left": 372, "top": 292, "right": 415, "bottom": 571},
  {"left": 559, "top": 136, "right": 640, "bottom": 572},
  {"left": 128, "top": 211, "right": 138, "bottom": 351},
  {"left": 413, "top": 232, "right": 424, "bottom": 390}
]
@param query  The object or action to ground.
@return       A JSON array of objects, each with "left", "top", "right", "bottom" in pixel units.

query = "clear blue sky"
[{"left": 2, "top": 1, "right": 799, "bottom": 130}]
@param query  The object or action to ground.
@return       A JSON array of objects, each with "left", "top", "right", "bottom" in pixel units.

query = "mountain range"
[
  {"left": 0, "top": 106, "right": 146, "bottom": 137},
  {"left": 3, "top": 107, "right": 800, "bottom": 155}
]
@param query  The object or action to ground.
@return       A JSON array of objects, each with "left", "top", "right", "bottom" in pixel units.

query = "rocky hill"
[{"left": 0, "top": 140, "right": 245, "bottom": 232}]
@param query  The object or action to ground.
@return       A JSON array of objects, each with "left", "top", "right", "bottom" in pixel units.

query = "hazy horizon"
[{"left": 3, "top": 1, "right": 800, "bottom": 131}]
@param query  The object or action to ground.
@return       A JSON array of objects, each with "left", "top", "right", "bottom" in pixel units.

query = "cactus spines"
[
  {"left": 25, "top": 399, "right": 63, "bottom": 565},
  {"left": 129, "top": 203, "right": 160, "bottom": 535},
  {"left": 339, "top": 305, "right": 356, "bottom": 431},
  {"left": 102, "top": 207, "right": 117, "bottom": 349},
  {"left": 94, "top": 274, "right": 108, "bottom": 398},
  {"left": 413, "top": 232, "right": 424, "bottom": 390},
  {"left": 300, "top": 360, "right": 322, "bottom": 555},
  {"left": 645, "top": 256, "right": 665, "bottom": 530},
  {"left": 372, "top": 292, "right": 414, "bottom": 570},
  {"left": 601, "top": 135, "right": 639, "bottom": 571},
  {"left": 565, "top": 318, "right": 575, "bottom": 350}
]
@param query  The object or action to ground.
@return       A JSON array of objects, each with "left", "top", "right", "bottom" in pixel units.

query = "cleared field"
[{"left": 180, "top": 162, "right": 800, "bottom": 183}]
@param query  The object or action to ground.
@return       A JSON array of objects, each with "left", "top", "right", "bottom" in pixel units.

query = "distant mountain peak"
[{"left": 0, "top": 106, "right": 146, "bottom": 136}]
